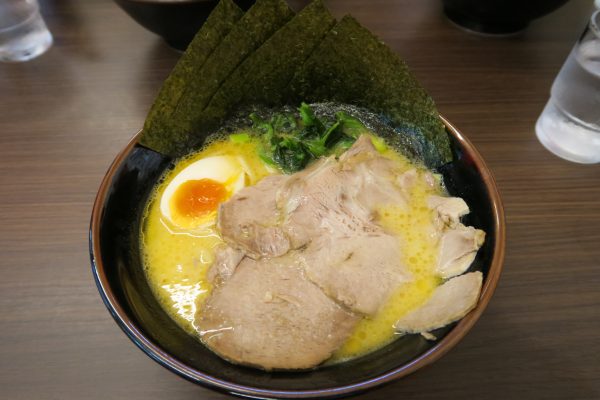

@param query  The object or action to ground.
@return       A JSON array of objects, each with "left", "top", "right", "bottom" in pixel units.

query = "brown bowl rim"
[{"left": 90, "top": 115, "right": 505, "bottom": 398}]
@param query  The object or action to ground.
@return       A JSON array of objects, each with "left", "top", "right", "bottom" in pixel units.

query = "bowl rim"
[{"left": 90, "top": 115, "right": 505, "bottom": 398}]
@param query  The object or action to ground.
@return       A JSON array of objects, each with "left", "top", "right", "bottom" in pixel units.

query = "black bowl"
[
  {"left": 90, "top": 117, "right": 505, "bottom": 398},
  {"left": 113, "top": 0, "right": 256, "bottom": 50},
  {"left": 442, "top": 0, "right": 570, "bottom": 35}
]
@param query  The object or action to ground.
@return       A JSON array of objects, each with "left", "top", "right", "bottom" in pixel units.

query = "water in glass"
[
  {"left": 0, "top": 0, "right": 52, "bottom": 62},
  {"left": 536, "top": 10, "right": 600, "bottom": 164}
]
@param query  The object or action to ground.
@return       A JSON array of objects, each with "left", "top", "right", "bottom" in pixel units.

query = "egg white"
[{"left": 160, "top": 155, "right": 247, "bottom": 228}]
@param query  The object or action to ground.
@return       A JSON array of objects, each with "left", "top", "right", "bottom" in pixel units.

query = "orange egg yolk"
[{"left": 171, "top": 179, "right": 228, "bottom": 219}]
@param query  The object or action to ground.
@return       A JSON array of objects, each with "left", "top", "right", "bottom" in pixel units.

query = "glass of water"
[
  {"left": 0, "top": 0, "right": 52, "bottom": 62},
  {"left": 535, "top": 10, "right": 600, "bottom": 164}
]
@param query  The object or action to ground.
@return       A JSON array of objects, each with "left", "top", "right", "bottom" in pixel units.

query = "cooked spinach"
[{"left": 249, "top": 103, "right": 367, "bottom": 173}]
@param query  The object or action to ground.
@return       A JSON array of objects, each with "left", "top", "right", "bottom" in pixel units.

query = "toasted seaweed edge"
[
  {"left": 197, "top": 0, "right": 337, "bottom": 133},
  {"left": 140, "top": 0, "right": 243, "bottom": 154},
  {"left": 287, "top": 15, "right": 452, "bottom": 168},
  {"left": 141, "top": 1, "right": 451, "bottom": 168},
  {"left": 163, "top": 0, "right": 294, "bottom": 156}
]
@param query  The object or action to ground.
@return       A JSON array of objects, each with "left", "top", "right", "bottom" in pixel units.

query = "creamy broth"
[
  {"left": 333, "top": 155, "right": 443, "bottom": 360},
  {"left": 141, "top": 135, "right": 273, "bottom": 333},
  {"left": 141, "top": 133, "right": 445, "bottom": 363}
]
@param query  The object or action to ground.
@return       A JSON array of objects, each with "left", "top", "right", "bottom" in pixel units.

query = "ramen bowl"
[
  {"left": 113, "top": 0, "right": 256, "bottom": 49},
  {"left": 90, "top": 116, "right": 505, "bottom": 398}
]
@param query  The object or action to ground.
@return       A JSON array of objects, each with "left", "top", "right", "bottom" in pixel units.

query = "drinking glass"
[
  {"left": 0, "top": 0, "right": 52, "bottom": 62},
  {"left": 535, "top": 10, "right": 600, "bottom": 164}
]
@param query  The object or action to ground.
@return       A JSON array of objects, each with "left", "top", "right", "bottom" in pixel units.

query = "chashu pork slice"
[
  {"left": 275, "top": 156, "right": 369, "bottom": 249},
  {"left": 394, "top": 271, "right": 483, "bottom": 335},
  {"left": 339, "top": 135, "right": 410, "bottom": 210},
  {"left": 437, "top": 224, "right": 485, "bottom": 279},
  {"left": 218, "top": 174, "right": 291, "bottom": 259},
  {"left": 427, "top": 194, "right": 485, "bottom": 279},
  {"left": 300, "top": 233, "right": 411, "bottom": 316},
  {"left": 273, "top": 136, "right": 412, "bottom": 315},
  {"left": 197, "top": 256, "right": 359, "bottom": 370},
  {"left": 427, "top": 195, "right": 469, "bottom": 228},
  {"left": 276, "top": 136, "right": 410, "bottom": 249},
  {"left": 206, "top": 245, "right": 244, "bottom": 285}
]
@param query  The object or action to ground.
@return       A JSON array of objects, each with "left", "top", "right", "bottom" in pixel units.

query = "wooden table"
[{"left": 1, "top": 0, "right": 598, "bottom": 398}]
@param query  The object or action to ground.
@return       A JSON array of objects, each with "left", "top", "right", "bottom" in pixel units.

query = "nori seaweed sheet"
[
  {"left": 167, "top": 0, "right": 293, "bottom": 156},
  {"left": 197, "top": 0, "right": 336, "bottom": 132},
  {"left": 142, "top": 0, "right": 294, "bottom": 157},
  {"left": 287, "top": 15, "right": 452, "bottom": 168},
  {"left": 140, "top": 0, "right": 243, "bottom": 154},
  {"left": 208, "top": 102, "right": 428, "bottom": 167},
  {"left": 141, "top": 1, "right": 451, "bottom": 167}
]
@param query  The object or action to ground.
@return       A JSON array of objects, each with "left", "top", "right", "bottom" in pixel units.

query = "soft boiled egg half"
[{"left": 160, "top": 155, "right": 248, "bottom": 229}]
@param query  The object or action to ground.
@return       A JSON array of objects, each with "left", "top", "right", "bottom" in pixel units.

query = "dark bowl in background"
[
  {"left": 442, "top": 0, "right": 570, "bottom": 35},
  {"left": 89, "top": 116, "right": 505, "bottom": 398},
  {"left": 113, "top": 0, "right": 256, "bottom": 50}
]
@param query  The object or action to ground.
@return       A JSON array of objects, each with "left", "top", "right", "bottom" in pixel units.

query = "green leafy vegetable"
[
  {"left": 249, "top": 103, "right": 369, "bottom": 173},
  {"left": 229, "top": 132, "right": 251, "bottom": 143},
  {"left": 370, "top": 135, "right": 388, "bottom": 152},
  {"left": 335, "top": 111, "right": 365, "bottom": 139}
]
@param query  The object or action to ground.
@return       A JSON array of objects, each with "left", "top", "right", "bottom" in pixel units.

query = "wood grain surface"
[{"left": 1, "top": 0, "right": 599, "bottom": 399}]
